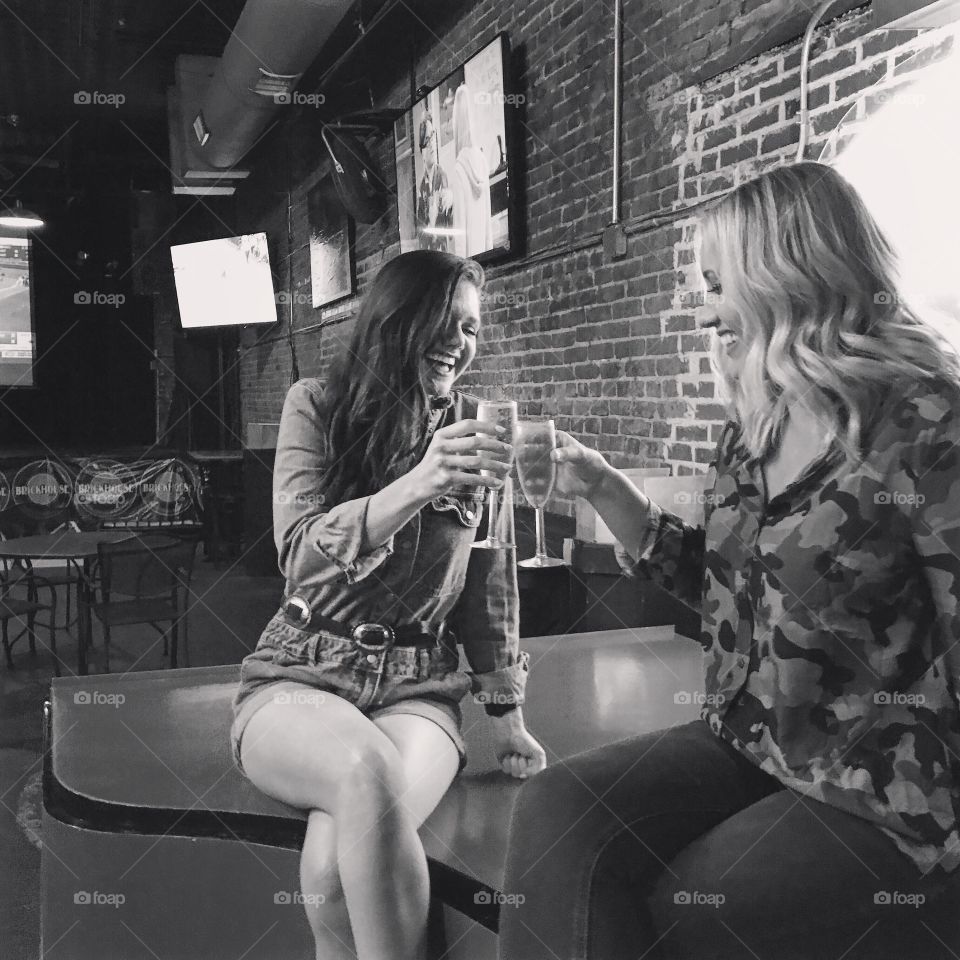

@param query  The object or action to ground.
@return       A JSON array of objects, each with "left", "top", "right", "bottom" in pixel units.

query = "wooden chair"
[{"left": 90, "top": 535, "right": 197, "bottom": 672}]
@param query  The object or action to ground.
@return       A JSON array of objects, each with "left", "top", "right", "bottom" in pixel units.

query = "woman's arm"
[
  {"left": 907, "top": 386, "right": 960, "bottom": 703},
  {"left": 552, "top": 430, "right": 720, "bottom": 611},
  {"left": 274, "top": 380, "right": 511, "bottom": 586},
  {"left": 449, "top": 525, "right": 546, "bottom": 778}
]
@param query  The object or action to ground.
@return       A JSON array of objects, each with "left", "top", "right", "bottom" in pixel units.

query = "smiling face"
[
  {"left": 695, "top": 232, "right": 745, "bottom": 372},
  {"left": 419, "top": 277, "right": 481, "bottom": 397}
]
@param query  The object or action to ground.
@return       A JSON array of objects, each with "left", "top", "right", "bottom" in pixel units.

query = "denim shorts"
[{"left": 230, "top": 609, "right": 471, "bottom": 776}]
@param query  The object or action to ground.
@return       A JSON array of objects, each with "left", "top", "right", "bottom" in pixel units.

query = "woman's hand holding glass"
[
  {"left": 408, "top": 419, "right": 513, "bottom": 503},
  {"left": 550, "top": 430, "right": 612, "bottom": 499}
]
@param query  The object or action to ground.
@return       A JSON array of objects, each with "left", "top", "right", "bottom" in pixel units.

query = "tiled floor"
[{"left": 0, "top": 559, "right": 284, "bottom": 960}]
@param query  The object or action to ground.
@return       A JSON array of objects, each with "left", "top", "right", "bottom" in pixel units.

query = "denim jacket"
[{"left": 271, "top": 378, "right": 529, "bottom": 707}]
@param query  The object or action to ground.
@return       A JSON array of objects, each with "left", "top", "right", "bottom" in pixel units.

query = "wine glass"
[
  {"left": 516, "top": 419, "right": 566, "bottom": 568},
  {"left": 472, "top": 399, "right": 517, "bottom": 550}
]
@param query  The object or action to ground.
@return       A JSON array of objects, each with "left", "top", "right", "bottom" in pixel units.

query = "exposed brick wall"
[{"left": 236, "top": 0, "right": 956, "bottom": 515}]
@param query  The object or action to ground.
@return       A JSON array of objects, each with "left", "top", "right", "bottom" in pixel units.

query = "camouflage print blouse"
[{"left": 617, "top": 374, "right": 960, "bottom": 875}]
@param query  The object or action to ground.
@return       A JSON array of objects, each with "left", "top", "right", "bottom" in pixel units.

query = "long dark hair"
[{"left": 319, "top": 250, "right": 484, "bottom": 503}]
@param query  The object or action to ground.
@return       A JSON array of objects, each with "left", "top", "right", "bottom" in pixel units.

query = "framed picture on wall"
[
  {"left": 394, "top": 33, "right": 519, "bottom": 263},
  {"left": 308, "top": 176, "right": 354, "bottom": 309}
]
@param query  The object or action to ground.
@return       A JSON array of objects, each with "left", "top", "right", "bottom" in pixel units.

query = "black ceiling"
[
  {"left": 0, "top": 0, "right": 468, "bottom": 209},
  {"left": 0, "top": 0, "right": 250, "bottom": 200}
]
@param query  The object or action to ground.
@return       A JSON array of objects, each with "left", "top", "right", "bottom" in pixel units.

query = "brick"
[
  {"left": 862, "top": 29, "right": 916, "bottom": 60},
  {"left": 835, "top": 59, "right": 887, "bottom": 101},
  {"left": 812, "top": 103, "right": 856, "bottom": 136},
  {"left": 666, "top": 314, "right": 696, "bottom": 333},
  {"left": 741, "top": 104, "right": 780, "bottom": 134},
  {"left": 760, "top": 124, "right": 799, "bottom": 152},
  {"left": 719, "top": 138, "right": 758, "bottom": 166},
  {"left": 677, "top": 424, "right": 710, "bottom": 441},
  {"left": 702, "top": 125, "right": 737, "bottom": 150},
  {"left": 809, "top": 47, "right": 856, "bottom": 82}
]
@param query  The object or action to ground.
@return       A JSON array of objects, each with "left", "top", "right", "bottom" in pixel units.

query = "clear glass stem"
[
  {"left": 535, "top": 506, "right": 547, "bottom": 560},
  {"left": 486, "top": 484, "right": 501, "bottom": 543}
]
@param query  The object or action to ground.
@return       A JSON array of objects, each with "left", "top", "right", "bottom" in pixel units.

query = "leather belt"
[{"left": 281, "top": 596, "right": 442, "bottom": 650}]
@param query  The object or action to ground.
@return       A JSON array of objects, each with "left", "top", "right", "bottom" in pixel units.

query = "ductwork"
[{"left": 195, "top": 0, "right": 355, "bottom": 170}]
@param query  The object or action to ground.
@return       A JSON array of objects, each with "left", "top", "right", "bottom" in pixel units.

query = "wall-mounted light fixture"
[{"left": 0, "top": 199, "right": 44, "bottom": 228}]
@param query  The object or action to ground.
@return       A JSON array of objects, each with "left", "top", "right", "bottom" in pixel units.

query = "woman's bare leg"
[{"left": 239, "top": 690, "right": 459, "bottom": 960}]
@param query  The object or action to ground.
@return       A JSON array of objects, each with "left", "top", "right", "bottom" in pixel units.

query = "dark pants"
[{"left": 499, "top": 720, "right": 960, "bottom": 960}]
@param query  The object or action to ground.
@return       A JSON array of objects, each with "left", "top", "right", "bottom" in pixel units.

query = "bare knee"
[{"left": 334, "top": 735, "right": 406, "bottom": 815}]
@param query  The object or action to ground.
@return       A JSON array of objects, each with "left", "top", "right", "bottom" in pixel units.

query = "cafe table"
[{"left": 0, "top": 530, "right": 137, "bottom": 675}]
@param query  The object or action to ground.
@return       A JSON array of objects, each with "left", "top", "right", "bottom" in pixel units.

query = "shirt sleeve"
[
  {"left": 448, "top": 540, "right": 529, "bottom": 709},
  {"left": 907, "top": 384, "right": 960, "bottom": 700},
  {"left": 273, "top": 380, "right": 395, "bottom": 586},
  {"left": 613, "top": 426, "right": 732, "bottom": 613}
]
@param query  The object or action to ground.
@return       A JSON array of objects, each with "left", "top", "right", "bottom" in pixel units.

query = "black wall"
[{"left": 0, "top": 194, "right": 155, "bottom": 452}]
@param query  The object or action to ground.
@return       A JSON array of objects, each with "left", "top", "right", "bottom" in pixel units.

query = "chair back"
[{"left": 97, "top": 535, "right": 197, "bottom": 601}]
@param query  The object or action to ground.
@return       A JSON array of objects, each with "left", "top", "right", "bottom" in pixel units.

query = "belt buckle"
[
  {"left": 284, "top": 596, "right": 311, "bottom": 627},
  {"left": 352, "top": 622, "right": 394, "bottom": 651}
]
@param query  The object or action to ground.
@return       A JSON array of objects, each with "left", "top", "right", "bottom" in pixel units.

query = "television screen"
[
  {"left": 0, "top": 236, "right": 37, "bottom": 387},
  {"left": 171, "top": 232, "right": 277, "bottom": 329},
  {"left": 395, "top": 34, "right": 515, "bottom": 262}
]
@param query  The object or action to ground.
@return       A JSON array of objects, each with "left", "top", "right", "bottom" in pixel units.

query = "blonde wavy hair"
[{"left": 698, "top": 160, "right": 960, "bottom": 462}]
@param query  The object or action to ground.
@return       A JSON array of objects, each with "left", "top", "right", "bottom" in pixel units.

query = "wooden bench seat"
[{"left": 41, "top": 626, "right": 702, "bottom": 959}]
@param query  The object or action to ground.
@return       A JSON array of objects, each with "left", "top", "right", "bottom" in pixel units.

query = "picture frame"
[
  {"left": 307, "top": 175, "right": 355, "bottom": 309},
  {"left": 394, "top": 33, "right": 519, "bottom": 264}
]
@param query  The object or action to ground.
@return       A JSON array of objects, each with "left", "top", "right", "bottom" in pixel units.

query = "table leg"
[{"left": 78, "top": 559, "right": 92, "bottom": 676}]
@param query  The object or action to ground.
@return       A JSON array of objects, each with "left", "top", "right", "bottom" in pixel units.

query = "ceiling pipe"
[{"left": 195, "top": 0, "right": 354, "bottom": 170}]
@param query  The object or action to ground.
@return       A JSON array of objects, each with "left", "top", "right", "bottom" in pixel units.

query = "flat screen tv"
[
  {"left": 394, "top": 33, "right": 518, "bottom": 263},
  {"left": 171, "top": 232, "right": 277, "bottom": 330},
  {"left": 0, "top": 236, "right": 37, "bottom": 387}
]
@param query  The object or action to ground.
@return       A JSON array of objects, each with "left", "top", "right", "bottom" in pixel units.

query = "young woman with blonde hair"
[{"left": 500, "top": 161, "right": 960, "bottom": 960}]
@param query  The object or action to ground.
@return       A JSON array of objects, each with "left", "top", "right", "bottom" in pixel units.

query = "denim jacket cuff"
[
  {"left": 614, "top": 495, "right": 663, "bottom": 578},
  {"left": 467, "top": 650, "right": 530, "bottom": 708},
  {"left": 311, "top": 496, "right": 396, "bottom": 585}
]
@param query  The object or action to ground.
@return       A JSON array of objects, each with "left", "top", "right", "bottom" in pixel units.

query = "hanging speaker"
[{"left": 321, "top": 126, "right": 388, "bottom": 224}]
